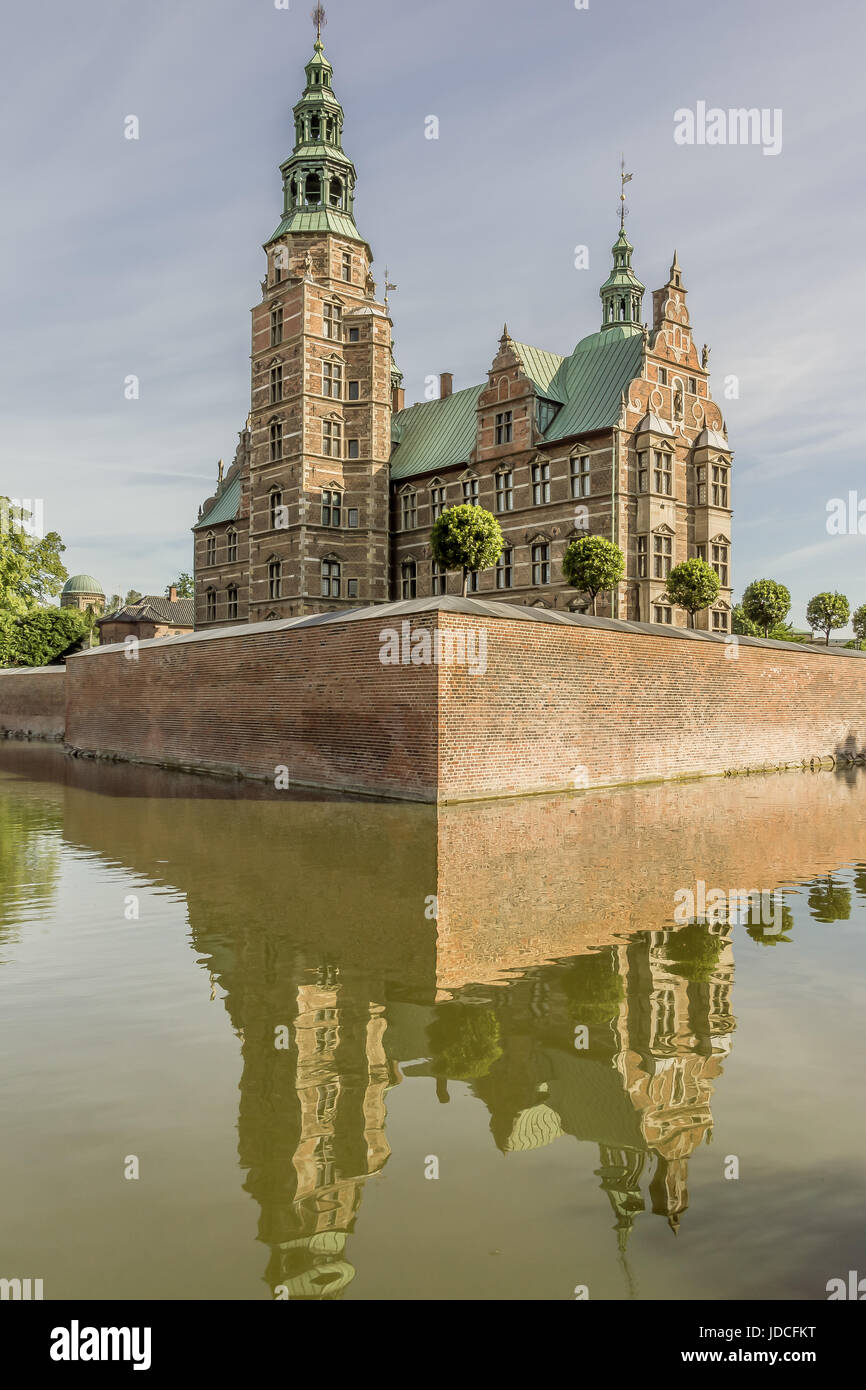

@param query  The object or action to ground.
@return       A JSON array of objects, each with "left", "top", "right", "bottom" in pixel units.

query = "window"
[
  {"left": 653, "top": 533, "right": 673, "bottom": 579},
  {"left": 570, "top": 455, "right": 590, "bottom": 499},
  {"left": 348, "top": 327, "right": 360, "bottom": 343},
  {"left": 268, "top": 560, "right": 282, "bottom": 600},
  {"left": 347, "top": 579, "right": 359, "bottom": 599},
  {"left": 653, "top": 450, "right": 673, "bottom": 495},
  {"left": 637, "top": 535, "right": 648, "bottom": 578},
  {"left": 431, "top": 562, "right": 447, "bottom": 595},
  {"left": 401, "top": 560, "right": 417, "bottom": 599},
  {"left": 269, "top": 491, "right": 283, "bottom": 529},
  {"left": 270, "top": 305, "right": 283, "bottom": 346},
  {"left": 323, "top": 361, "right": 343, "bottom": 398},
  {"left": 227, "top": 586, "right": 238, "bottom": 620},
  {"left": 496, "top": 547, "right": 513, "bottom": 589},
  {"left": 712, "top": 609, "right": 729, "bottom": 632},
  {"left": 658, "top": 366, "right": 668, "bottom": 385},
  {"left": 531, "top": 541, "right": 550, "bottom": 585},
  {"left": 495, "top": 470, "right": 513, "bottom": 513},
  {"left": 431, "top": 484, "right": 446, "bottom": 520},
  {"left": 537, "top": 400, "right": 558, "bottom": 433},
  {"left": 206, "top": 588, "right": 216, "bottom": 620},
  {"left": 347, "top": 438, "right": 359, "bottom": 459},
  {"left": 269, "top": 421, "right": 282, "bottom": 460},
  {"left": 348, "top": 380, "right": 360, "bottom": 401},
  {"left": 712, "top": 464, "right": 729, "bottom": 508},
  {"left": 696, "top": 544, "right": 707, "bottom": 562},
  {"left": 227, "top": 529, "right": 238, "bottom": 563},
  {"left": 347, "top": 507, "right": 359, "bottom": 528},
  {"left": 205, "top": 532, "right": 216, "bottom": 566},
  {"left": 532, "top": 461, "right": 550, "bottom": 505},
  {"left": 322, "top": 420, "right": 342, "bottom": 457},
  {"left": 270, "top": 364, "right": 282, "bottom": 403},
  {"left": 341, "top": 252, "right": 352, "bottom": 282},
  {"left": 323, "top": 303, "right": 342, "bottom": 340},
  {"left": 654, "top": 605, "right": 673, "bottom": 624},
  {"left": 696, "top": 465, "right": 707, "bottom": 505},
  {"left": 322, "top": 490, "right": 342, "bottom": 527},
  {"left": 688, "top": 376, "right": 697, "bottom": 394},
  {"left": 305, "top": 173, "right": 321, "bottom": 206},
  {"left": 463, "top": 476, "right": 479, "bottom": 505},
  {"left": 711, "top": 542, "right": 729, "bottom": 587},
  {"left": 329, "top": 178, "right": 343, "bottom": 209},
  {"left": 638, "top": 451, "right": 648, "bottom": 492},
  {"left": 321, "top": 559, "right": 341, "bottom": 598},
  {"left": 467, "top": 570, "right": 479, "bottom": 593},
  {"left": 400, "top": 490, "right": 417, "bottom": 530},
  {"left": 273, "top": 255, "right": 284, "bottom": 285},
  {"left": 494, "top": 410, "right": 513, "bottom": 445}
]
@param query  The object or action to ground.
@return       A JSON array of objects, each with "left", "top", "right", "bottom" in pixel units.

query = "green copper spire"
[
  {"left": 268, "top": 36, "right": 363, "bottom": 243},
  {"left": 599, "top": 225, "right": 645, "bottom": 335}
]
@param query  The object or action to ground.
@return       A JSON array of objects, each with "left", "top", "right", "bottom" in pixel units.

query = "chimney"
[
  {"left": 169, "top": 586, "right": 177, "bottom": 603},
  {"left": 391, "top": 384, "right": 405, "bottom": 412},
  {"left": 439, "top": 372, "right": 453, "bottom": 399}
]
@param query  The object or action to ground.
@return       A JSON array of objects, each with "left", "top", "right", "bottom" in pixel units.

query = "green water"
[{"left": 0, "top": 742, "right": 863, "bottom": 1301}]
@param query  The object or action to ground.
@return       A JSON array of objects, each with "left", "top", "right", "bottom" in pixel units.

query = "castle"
[{"left": 193, "top": 33, "right": 733, "bottom": 633}]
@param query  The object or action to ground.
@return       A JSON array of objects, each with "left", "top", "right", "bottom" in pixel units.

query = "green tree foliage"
[
  {"left": 852, "top": 603, "right": 866, "bottom": 650},
  {"left": 740, "top": 578, "right": 791, "bottom": 637},
  {"left": 125, "top": 589, "right": 143, "bottom": 605},
  {"left": 732, "top": 603, "right": 760, "bottom": 637},
  {"left": 562, "top": 947, "right": 625, "bottom": 1026},
  {"left": 807, "top": 875, "right": 851, "bottom": 923},
  {"left": 0, "top": 607, "right": 91, "bottom": 667},
  {"left": 561, "top": 535, "right": 625, "bottom": 616},
  {"left": 427, "top": 1004, "right": 503, "bottom": 1080},
  {"left": 661, "top": 923, "right": 724, "bottom": 982},
  {"left": 746, "top": 904, "right": 795, "bottom": 947},
  {"left": 664, "top": 558, "right": 720, "bottom": 628},
  {"left": 0, "top": 498, "right": 67, "bottom": 615},
  {"left": 430, "top": 504, "right": 503, "bottom": 596},
  {"left": 806, "top": 591, "right": 850, "bottom": 646},
  {"left": 165, "top": 573, "right": 194, "bottom": 598}
]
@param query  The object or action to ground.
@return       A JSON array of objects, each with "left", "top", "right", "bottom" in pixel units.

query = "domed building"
[{"left": 59, "top": 574, "right": 105, "bottom": 614}]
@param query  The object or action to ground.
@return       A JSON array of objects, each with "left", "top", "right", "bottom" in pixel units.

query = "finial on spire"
[
  {"left": 383, "top": 265, "right": 397, "bottom": 311},
  {"left": 311, "top": 3, "right": 326, "bottom": 42},
  {"left": 619, "top": 154, "right": 633, "bottom": 230}
]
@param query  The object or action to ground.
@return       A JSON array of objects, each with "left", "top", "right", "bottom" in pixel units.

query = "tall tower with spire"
[{"left": 240, "top": 17, "right": 394, "bottom": 621}]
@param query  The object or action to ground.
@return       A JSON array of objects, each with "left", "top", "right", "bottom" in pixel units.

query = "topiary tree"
[
  {"left": 741, "top": 578, "right": 791, "bottom": 637},
  {"left": 430, "top": 504, "right": 503, "bottom": 596},
  {"left": 852, "top": 603, "right": 866, "bottom": 651},
  {"left": 806, "top": 591, "right": 850, "bottom": 646},
  {"left": 664, "top": 558, "right": 720, "bottom": 629},
  {"left": 561, "top": 535, "right": 624, "bottom": 616}
]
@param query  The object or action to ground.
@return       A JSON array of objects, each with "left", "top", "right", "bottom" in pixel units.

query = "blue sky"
[{"left": 1, "top": 0, "right": 864, "bottom": 625}]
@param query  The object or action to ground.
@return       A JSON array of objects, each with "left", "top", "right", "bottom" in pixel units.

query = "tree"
[
  {"left": 0, "top": 607, "right": 91, "bottom": 667},
  {"left": 664, "top": 558, "right": 720, "bottom": 628},
  {"left": 430, "top": 504, "right": 503, "bottom": 596},
  {"left": 0, "top": 497, "right": 67, "bottom": 615},
  {"left": 740, "top": 578, "right": 791, "bottom": 637},
  {"left": 165, "top": 573, "right": 194, "bottom": 598},
  {"left": 125, "top": 589, "right": 143, "bottom": 605},
  {"left": 561, "top": 535, "right": 624, "bottom": 616},
  {"left": 852, "top": 603, "right": 866, "bottom": 651},
  {"left": 731, "top": 603, "right": 760, "bottom": 637},
  {"left": 805, "top": 591, "right": 850, "bottom": 646}
]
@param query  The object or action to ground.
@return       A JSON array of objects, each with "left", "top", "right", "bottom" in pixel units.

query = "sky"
[{"left": 1, "top": 0, "right": 864, "bottom": 626}]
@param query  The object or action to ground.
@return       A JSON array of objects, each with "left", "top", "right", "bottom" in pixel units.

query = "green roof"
[
  {"left": 268, "top": 208, "right": 363, "bottom": 243},
  {"left": 390, "top": 384, "right": 485, "bottom": 481},
  {"left": 194, "top": 475, "right": 241, "bottom": 530},
  {"left": 389, "top": 331, "right": 645, "bottom": 482},
  {"left": 62, "top": 573, "right": 104, "bottom": 595}
]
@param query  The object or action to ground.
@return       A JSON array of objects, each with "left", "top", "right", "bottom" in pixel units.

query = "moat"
[{"left": 0, "top": 742, "right": 863, "bottom": 1300}]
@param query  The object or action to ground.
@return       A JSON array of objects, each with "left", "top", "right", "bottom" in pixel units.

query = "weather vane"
[
  {"left": 311, "top": 4, "right": 326, "bottom": 41},
  {"left": 619, "top": 154, "right": 633, "bottom": 229},
  {"left": 384, "top": 265, "right": 397, "bottom": 311}
]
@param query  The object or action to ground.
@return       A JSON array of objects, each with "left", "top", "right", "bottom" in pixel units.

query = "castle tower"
[{"left": 246, "top": 30, "right": 393, "bottom": 619}]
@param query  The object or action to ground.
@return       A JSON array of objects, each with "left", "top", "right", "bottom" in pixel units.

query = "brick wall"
[
  {"left": 59, "top": 602, "right": 866, "bottom": 802},
  {"left": 0, "top": 667, "right": 66, "bottom": 739}
]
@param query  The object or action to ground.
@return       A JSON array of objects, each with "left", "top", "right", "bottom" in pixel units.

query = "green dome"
[{"left": 62, "top": 573, "right": 104, "bottom": 596}]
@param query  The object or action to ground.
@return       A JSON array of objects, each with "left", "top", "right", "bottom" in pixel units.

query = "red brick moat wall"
[
  {"left": 57, "top": 606, "right": 866, "bottom": 801},
  {"left": 0, "top": 667, "right": 66, "bottom": 739}
]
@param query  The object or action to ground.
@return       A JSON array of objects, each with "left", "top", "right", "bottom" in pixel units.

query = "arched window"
[
  {"left": 400, "top": 488, "right": 417, "bottom": 531},
  {"left": 269, "top": 490, "right": 283, "bottom": 529},
  {"left": 619, "top": 297, "right": 626, "bottom": 321},
  {"left": 329, "top": 178, "right": 343, "bottom": 208},
  {"left": 401, "top": 560, "right": 417, "bottom": 600},
  {"left": 305, "top": 173, "right": 321, "bottom": 206},
  {"left": 269, "top": 422, "right": 282, "bottom": 461},
  {"left": 270, "top": 305, "right": 283, "bottom": 346},
  {"left": 227, "top": 528, "right": 238, "bottom": 563},
  {"left": 268, "top": 558, "right": 282, "bottom": 600},
  {"left": 205, "top": 531, "right": 216, "bottom": 566},
  {"left": 226, "top": 586, "right": 238, "bottom": 620},
  {"left": 206, "top": 587, "right": 216, "bottom": 621}
]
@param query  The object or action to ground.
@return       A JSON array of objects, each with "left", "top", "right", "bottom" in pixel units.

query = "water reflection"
[{"left": 0, "top": 744, "right": 864, "bottom": 1300}]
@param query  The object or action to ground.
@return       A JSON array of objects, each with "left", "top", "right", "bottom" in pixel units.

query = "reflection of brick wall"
[
  {"left": 60, "top": 603, "right": 866, "bottom": 801},
  {"left": 0, "top": 667, "right": 65, "bottom": 738}
]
